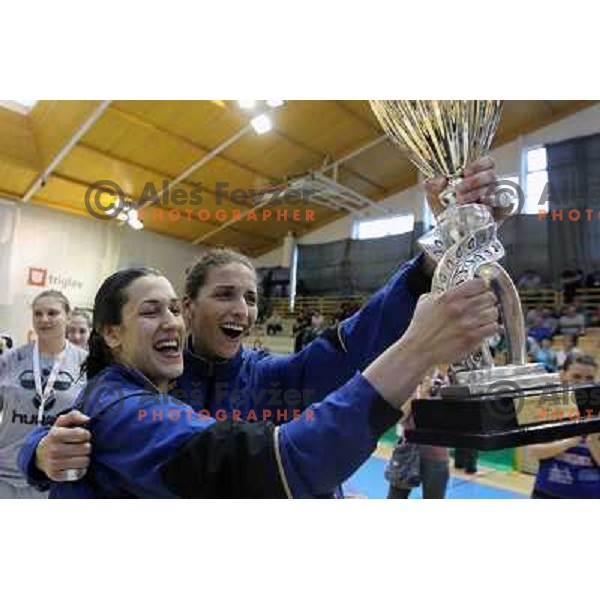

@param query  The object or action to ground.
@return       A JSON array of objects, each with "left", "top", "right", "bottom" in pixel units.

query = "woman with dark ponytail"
[
  {"left": 84, "top": 330, "right": 112, "bottom": 380},
  {"left": 18, "top": 266, "right": 498, "bottom": 498}
]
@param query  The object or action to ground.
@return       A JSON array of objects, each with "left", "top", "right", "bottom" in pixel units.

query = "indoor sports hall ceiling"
[{"left": 0, "top": 100, "right": 596, "bottom": 256}]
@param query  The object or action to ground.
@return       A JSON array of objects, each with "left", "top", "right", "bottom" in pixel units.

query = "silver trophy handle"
[
  {"left": 477, "top": 263, "right": 527, "bottom": 366},
  {"left": 422, "top": 202, "right": 527, "bottom": 373}
]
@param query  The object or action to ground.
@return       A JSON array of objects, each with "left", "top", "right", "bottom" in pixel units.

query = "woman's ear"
[
  {"left": 102, "top": 325, "right": 123, "bottom": 353},
  {"left": 182, "top": 296, "right": 194, "bottom": 329}
]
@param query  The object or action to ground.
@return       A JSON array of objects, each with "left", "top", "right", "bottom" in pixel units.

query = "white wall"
[
  {"left": 0, "top": 202, "right": 205, "bottom": 345},
  {"left": 254, "top": 103, "right": 600, "bottom": 267},
  {"left": 118, "top": 227, "right": 205, "bottom": 295}
]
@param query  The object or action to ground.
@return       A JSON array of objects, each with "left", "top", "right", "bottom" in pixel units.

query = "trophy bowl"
[{"left": 370, "top": 100, "right": 600, "bottom": 449}]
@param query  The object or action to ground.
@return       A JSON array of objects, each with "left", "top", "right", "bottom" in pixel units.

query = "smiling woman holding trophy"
[{"left": 369, "top": 100, "right": 600, "bottom": 449}]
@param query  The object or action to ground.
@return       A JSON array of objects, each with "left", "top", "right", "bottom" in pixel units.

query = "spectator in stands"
[
  {"left": 559, "top": 304, "right": 586, "bottom": 337},
  {"left": 555, "top": 333, "right": 583, "bottom": 369},
  {"left": 573, "top": 298, "right": 589, "bottom": 326},
  {"left": 585, "top": 269, "right": 600, "bottom": 288},
  {"left": 261, "top": 270, "right": 274, "bottom": 299},
  {"left": 589, "top": 305, "right": 600, "bottom": 327},
  {"left": 533, "top": 336, "right": 558, "bottom": 373},
  {"left": 311, "top": 310, "right": 325, "bottom": 330},
  {"left": 541, "top": 307, "right": 559, "bottom": 335},
  {"left": 265, "top": 311, "right": 283, "bottom": 336},
  {"left": 256, "top": 295, "right": 268, "bottom": 325},
  {"left": 488, "top": 331, "right": 506, "bottom": 360},
  {"left": 517, "top": 269, "right": 542, "bottom": 290},
  {"left": 292, "top": 309, "right": 311, "bottom": 353},
  {"left": 525, "top": 306, "right": 542, "bottom": 328},
  {"left": 334, "top": 301, "right": 361, "bottom": 325},
  {"left": 334, "top": 302, "right": 348, "bottom": 325},
  {"left": 529, "top": 354, "right": 600, "bottom": 498},
  {"left": 528, "top": 315, "right": 554, "bottom": 343},
  {"left": 561, "top": 268, "right": 584, "bottom": 304},
  {"left": 298, "top": 310, "right": 327, "bottom": 350}
]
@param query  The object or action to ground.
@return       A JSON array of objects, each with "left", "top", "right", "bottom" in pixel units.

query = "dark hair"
[
  {"left": 32, "top": 290, "right": 71, "bottom": 315},
  {"left": 563, "top": 353, "right": 598, "bottom": 372},
  {"left": 84, "top": 267, "right": 161, "bottom": 379},
  {"left": 185, "top": 247, "right": 256, "bottom": 300}
]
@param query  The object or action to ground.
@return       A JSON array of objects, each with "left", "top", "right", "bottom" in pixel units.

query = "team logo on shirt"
[{"left": 18, "top": 368, "right": 75, "bottom": 412}]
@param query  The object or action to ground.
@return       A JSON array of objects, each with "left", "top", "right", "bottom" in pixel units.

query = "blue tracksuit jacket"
[{"left": 43, "top": 363, "right": 401, "bottom": 498}]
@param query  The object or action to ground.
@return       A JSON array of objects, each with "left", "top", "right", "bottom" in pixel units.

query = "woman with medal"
[{"left": 0, "top": 290, "right": 88, "bottom": 498}]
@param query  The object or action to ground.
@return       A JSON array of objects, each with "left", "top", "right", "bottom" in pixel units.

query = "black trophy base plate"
[{"left": 404, "top": 383, "right": 600, "bottom": 450}]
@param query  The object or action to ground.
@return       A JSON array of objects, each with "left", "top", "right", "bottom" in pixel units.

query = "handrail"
[{"left": 269, "top": 287, "right": 600, "bottom": 317}]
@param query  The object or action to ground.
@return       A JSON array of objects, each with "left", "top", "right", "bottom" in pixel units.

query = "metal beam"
[
  {"left": 138, "top": 123, "right": 252, "bottom": 209},
  {"left": 22, "top": 100, "right": 111, "bottom": 203},
  {"left": 77, "top": 141, "right": 254, "bottom": 207},
  {"left": 223, "top": 101, "right": 388, "bottom": 192},
  {"left": 320, "top": 134, "right": 388, "bottom": 175},
  {"left": 312, "top": 173, "right": 394, "bottom": 217},
  {"left": 109, "top": 104, "right": 277, "bottom": 181}
]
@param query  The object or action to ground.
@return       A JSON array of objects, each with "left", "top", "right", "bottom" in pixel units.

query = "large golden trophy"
[{"left": 370, "top": 100, "right": 600, "bottom": 449}]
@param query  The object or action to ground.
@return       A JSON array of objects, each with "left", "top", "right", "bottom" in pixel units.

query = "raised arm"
[{"left": 250, "top": 157, "right": 499, "bottom": 411}]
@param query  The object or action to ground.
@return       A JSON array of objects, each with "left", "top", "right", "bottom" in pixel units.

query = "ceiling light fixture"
[
  {"left": 128, "top": 217, "right": 144, "bottom": 230},
  {"left": 250, "top": 113, "right": 272, "bottom": 135}
]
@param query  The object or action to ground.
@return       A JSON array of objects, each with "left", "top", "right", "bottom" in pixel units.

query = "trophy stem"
[{"left": 438, "top": 177, "right": 463, "bottom": 208}]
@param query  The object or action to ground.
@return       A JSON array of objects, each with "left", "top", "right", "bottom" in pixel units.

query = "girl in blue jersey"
[
  {"left": 27, "top": 266, "right": 497, "bottom": 498},
  {"left": 529, "top": 354, "right": 600, "bottom": 498}
]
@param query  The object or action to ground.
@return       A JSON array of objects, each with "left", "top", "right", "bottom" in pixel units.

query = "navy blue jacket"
[{"left": 43, "top": 363, "right": 401, "bottom": 498}]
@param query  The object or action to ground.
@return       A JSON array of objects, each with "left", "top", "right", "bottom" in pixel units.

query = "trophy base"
[{"left": 405, "top": 366, "right": 600, "bottom": 450}]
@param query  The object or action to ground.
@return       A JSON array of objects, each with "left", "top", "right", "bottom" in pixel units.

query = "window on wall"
[
  {"left": 353, "top": 213, "right": 415, "bottom": 240},
  {"left": 524, "top": 146, "right": 549, "bottom": 214}
]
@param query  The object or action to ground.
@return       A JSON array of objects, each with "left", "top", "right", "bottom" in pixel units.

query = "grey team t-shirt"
[{"left": 0, "top": 341, "right": 87, "bottom": 486}]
